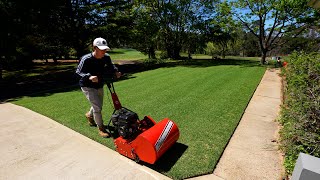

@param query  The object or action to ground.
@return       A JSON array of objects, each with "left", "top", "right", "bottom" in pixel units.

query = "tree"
[
  {"left": 242, "top": 32, "right": 261, "bottom": 57},
  {"left": 279, "top": 27, "right": 320, "bottom": 54},
  {"left": 205, "top": 1, "right": 238, "bottom": 59},
  {"left": 138, "top": 0, "right": 185, "bottom": 59},
  {"left": 99, "top": 1, "right": 135, "bottom": 47},
  {"left": 60, "top": 0, "right": 137, "bottom": 59},
  {"left": 131, "top": 5, "right": 159, "bottom": 59},
  {"left": 136, "top": 0, "right": 213, "bottom": 59},
  {"left": 205, "top": 42, "right": 220, "bottom": 59},
  {"left": 230, "top": 0, "right": 315, "bottom": 64},
  {"left": 0, "top": 0, "right": 67, "bottom": 71},
  {"left": 208, "top": 26, "right": 235, "bottom": 59},
  {"left": 64, "top": 0, "right": 104, "bottom": 58}
]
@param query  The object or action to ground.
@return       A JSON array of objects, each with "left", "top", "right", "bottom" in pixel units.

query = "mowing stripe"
[{"left": 155, "top": 120, "right": 174, "bottom": 152}]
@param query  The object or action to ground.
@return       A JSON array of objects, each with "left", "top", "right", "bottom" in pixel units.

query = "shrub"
[
  {"left": 279, "top": 52, "right": 320, "bottom": 174},
  {"left": 205, "top": 42, "right": 220, "bottom": 59},
  {"left": 159, "top": 51, "right": 169, "bottom": 59},
  {"left": 142, "top": 58, "right": 166, "bottom": 67}
]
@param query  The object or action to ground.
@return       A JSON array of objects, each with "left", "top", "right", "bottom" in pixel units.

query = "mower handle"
[
  {"left": 105, "top": 73, "right": 118, "bottom": 92},
  {"left": 106, "top": 82, "right": 115, "bottom": 94}
]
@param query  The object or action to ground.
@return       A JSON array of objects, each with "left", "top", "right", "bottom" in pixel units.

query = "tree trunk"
[
  {"left": 0, "top": 67, "right": 2, "bottom": 81},
  {"left": 261, "top": 51, "right": 267, "bottom": 65},
  {"left": 221, "top": 47, "right": 226, "bottom": 59},
  {"left": 188, "top": 50, "right": 191, "bottom": 60},
  {"left": 76, "top": 43, "right": 86, "bottom": 59},
  {"left": 165, "top": 36, "right": 181, "bottom": 59},
  {"left": 166, "top": 46, "right": 173, "bottom": 59},
  {"left": 173, "top": 48, "right": 181, "bottom": 59},
  {"left": 148, "top": 47, "right": 156, "bottom": 59},
  {"left": 169, "top": 45, "right": 181, "bottom": 59},
  {"left": 166, "top": 48, "right": 181, "bottom": 59},
  {"left": 0, "top": 57, "right": 3, "bottom": 80}
]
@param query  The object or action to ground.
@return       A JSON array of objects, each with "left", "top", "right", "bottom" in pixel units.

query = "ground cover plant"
[
  {"left": 279, "top": 52, "right": 320, "bottom": 174},
  {"left": 12, "top": 58, "right": 265, "bottom": 179}
]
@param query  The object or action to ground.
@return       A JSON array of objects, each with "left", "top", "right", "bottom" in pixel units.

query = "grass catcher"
[{"left": 106, "top": 82, "right": 180, "bottom": 164}]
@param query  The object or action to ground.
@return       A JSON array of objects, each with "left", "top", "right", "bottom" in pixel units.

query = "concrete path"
[
  {"left": 0, "top": 68, "right": 284, "bottom": 180},
  {"left": 0, "top": 103, "right": 170, "bottom": 180},
  {"left": 190, "top": 68, "right": 284, "bottom": 180}
]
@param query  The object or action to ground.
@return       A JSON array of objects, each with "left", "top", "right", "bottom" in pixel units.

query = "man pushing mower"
[
  {"left": 76, "top": 37, "right": 121, "bottom": 138},
  {"left": 76, "top": 37, "right": 180, "bottom": 164}
]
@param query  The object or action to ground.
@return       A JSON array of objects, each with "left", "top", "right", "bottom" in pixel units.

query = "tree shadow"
[
  {"left": 108, "top": 48, "right": 138, "bottom": 54},
  {"left": 108, "top": 51, "right": 125, "bottom": 54},
  {"left": 1, "top": 67, "right": 79, "bottom": 101},
  {"left": 1, "top": 58, "right": 262, "bottom": 102},
  {"left": 171, "top": 58, "right": 261, "bottom": 68},
  {"left": 116, "top": 58, "right": 262, "bottom": 78}
]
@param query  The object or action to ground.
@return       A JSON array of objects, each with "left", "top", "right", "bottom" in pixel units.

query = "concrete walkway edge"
[{"left": 0, "top": 103, "right": 170, "bottom": 180}]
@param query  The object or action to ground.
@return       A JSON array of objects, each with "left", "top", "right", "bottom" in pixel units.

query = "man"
[{"left": 76, "top": 37, "right": 121, "bottom": 138}]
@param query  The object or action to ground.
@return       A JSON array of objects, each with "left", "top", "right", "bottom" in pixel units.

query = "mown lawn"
[
  {"left": 12, "top": 59, "right": 265, "bottom": 179},
  {"left": 108, "top": 48, "right": 148, "bottom": 60}
]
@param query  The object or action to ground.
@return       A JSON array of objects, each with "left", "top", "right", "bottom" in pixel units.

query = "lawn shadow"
[
  {"left": 108, "top": 49, "right": 137, "bottom": 55},
  {"left": 116, "top": 58, "right": 262, "bottom": 78},
  {"left": 141, "top": 142, "right": 188, "bottom": 172},
  {"left": 1, "top": 67, "right": 80, "bottom": 102},
  {"left": 173, "top": 58, "right": 261, "bottom": 68},
  {"left": 1, "top": 61, "right": 141, "bottom": 102},
  {"left": 3, "top": 84, "right": 80, "bottom": 103},
  {"left": 108, "top": 51, "right": 125, "bottom": 55},
  {"left": 2, "top": 57, "right": 262, "bottom": 102}
]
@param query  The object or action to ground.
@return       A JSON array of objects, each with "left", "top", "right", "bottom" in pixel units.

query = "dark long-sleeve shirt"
[{"left": 76, "top": 53, "right": 117, "bottom": 89}]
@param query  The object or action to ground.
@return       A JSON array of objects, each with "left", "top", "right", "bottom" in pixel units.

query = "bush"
[
  {"left": 205, "top": 42, "right": 220, "bottom": 59},
  {"left": 159, "top": 51, "right": 169, "bottom": 59},
  {"left": 143, "top": 58, "right": 166, "bottom": 66},
  {"left": 279, "top": 52, "right": 320, "bottom": 174}
]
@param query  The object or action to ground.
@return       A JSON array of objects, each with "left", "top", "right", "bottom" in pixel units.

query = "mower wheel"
[{"left": 134, "top": 155, "right": 140, "bottom": 163}]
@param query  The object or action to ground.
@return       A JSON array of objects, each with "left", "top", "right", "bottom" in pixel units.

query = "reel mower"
[{"left": 106, "top": 82, "right": 180, "bottom": 164}]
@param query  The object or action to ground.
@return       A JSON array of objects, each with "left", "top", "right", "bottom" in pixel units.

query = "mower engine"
[
  {"left": 110, "top": 108, "right": 139, "bottom": 139},
  {"left": 106, "top": 82, "right": 180, "bottom": 164}
]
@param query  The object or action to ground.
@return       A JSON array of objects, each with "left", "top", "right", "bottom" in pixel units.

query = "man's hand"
[
  {"left": 89, "top": 76, "right": 99, "bottom": 83},
  {"left": 115, "top": 71, "right": 121, "bottom": 79}
]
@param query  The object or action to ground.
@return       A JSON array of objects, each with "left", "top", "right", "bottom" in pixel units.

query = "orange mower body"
[
  {"left": 114, "top": 116, "right": 179, "bottom": 164},
  {"left": 106, "top": 82, "right": 180, "bottom": 164}
]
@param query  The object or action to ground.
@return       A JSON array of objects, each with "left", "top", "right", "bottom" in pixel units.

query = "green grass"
[
  {"left": 108, "top": 48, "right": 148, "bottom": 61},
  {"left": 12, "top": 59, "right": 265, "bottom": 179},
  {"left": 191, "top": 54, "right": 212, "bottom": 59},
  {"left": 3, "top": 64, "right": 77, "bottom": 80},
  {"left": 182, "top": 53, "right": 261, "bottom": 61}
]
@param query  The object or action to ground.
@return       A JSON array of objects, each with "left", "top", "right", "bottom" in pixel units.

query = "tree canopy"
[
  {"left": 0, "top": 0, "right": 319, "bottom": 71},
  {"left": 229, "top": 0, "right": 319, "bottom": 64}
]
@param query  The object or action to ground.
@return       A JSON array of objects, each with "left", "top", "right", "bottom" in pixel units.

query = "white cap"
[{"left": 93, "top": 37, "right": 110, "bottom": 50}]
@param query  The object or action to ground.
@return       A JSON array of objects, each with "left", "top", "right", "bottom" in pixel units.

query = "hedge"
[{"left": 279, "top": 52, "right": 320, "bottom": 174}]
